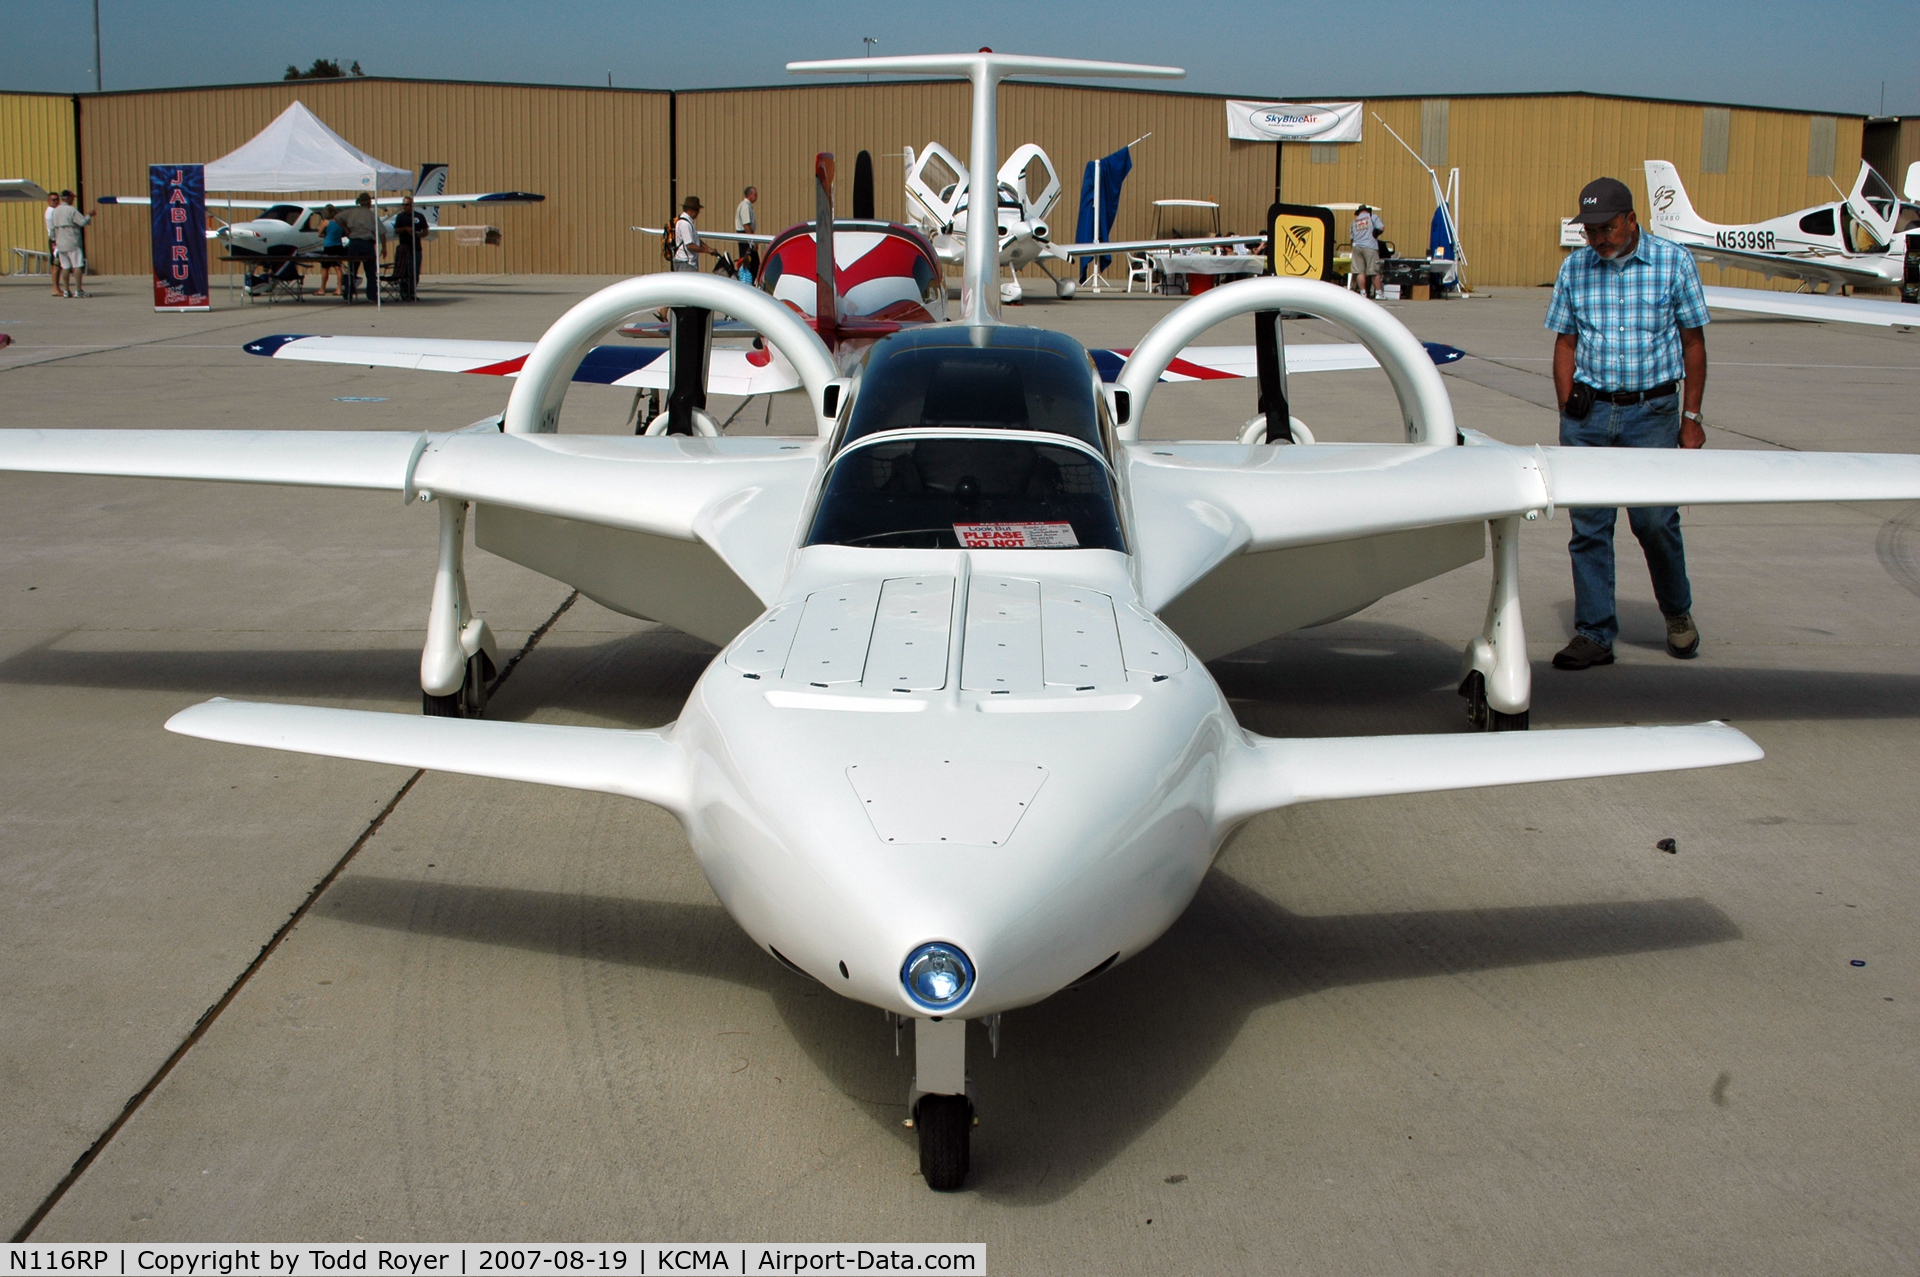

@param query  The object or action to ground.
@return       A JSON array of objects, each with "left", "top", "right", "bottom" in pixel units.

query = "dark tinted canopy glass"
[
  {"left": 805, "top": 436, "right": 1125, "bottom": 552},
  {"left": 842, "top": 326, "right": 1103, "bottom": 452}
]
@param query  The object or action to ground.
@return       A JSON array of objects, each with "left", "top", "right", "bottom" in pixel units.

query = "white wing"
[
  {"left": 167, "top": 700, "right": 687, "bottom": 816},
  {"left": 0, "top": 429, "right": 426, "bottom": 490},
  {"left": 633, "top": 224, "right": 778, "bottom": 245},
  {"left": 1704, "top": 285, "right": 1920, "bottom": 329},
  {"left": 1129, "top": 439, "right": 1920, "bottom": 614},
  {"left": 1215, "top": 721, "right": 1761, "bottom": 829},
  {"left": 1090, "top": 341, "right": 1463, "bottom": 383},
  {"left": 1679, "top": 242, "right": 1892, "bottom": 289},
  {"left": 1056, "top": 236, "right": 1266, "bottom": 258},
  {"left": 0, "top": 429, "right": 824, "bottom": 610},
  {"left": 244, "top": 334, "right": 804, "bottom": 397}
]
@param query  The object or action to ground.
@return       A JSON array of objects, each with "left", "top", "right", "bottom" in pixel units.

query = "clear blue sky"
[{"left": 8, "top": 0, "right": 1917, "bottom": 117}]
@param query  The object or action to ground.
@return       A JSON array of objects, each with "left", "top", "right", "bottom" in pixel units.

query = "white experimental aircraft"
[
  {"left": 1646, "top": 159, "right": 1920, "bottom": 328},
  {"left": 9, "top": 53, "right": 1920, "bottom": 1192},
  {"left": 97, "top": 164, "right": 545, "bottom": 258}
]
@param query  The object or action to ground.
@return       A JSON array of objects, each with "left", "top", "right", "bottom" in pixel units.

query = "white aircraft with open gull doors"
[
  {"left": 8, "top": 53, "right": 1920, "bottom": 1192},
  {"left": 1645, "top": 159, "right": 1920, "bottom": 328},
  {"left": 899, "top": 139, "right": 1263, "bottom": 301}
]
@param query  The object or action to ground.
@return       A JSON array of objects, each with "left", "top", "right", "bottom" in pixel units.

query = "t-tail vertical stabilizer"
[{"left": 789, "top": 51, "right": 1183, "bottom": 327}]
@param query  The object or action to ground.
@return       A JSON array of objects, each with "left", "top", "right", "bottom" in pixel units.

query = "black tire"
[
  {"left": 915, "top": 1093, "right": 972, "bottom": 1191},
  {"left": 1458, "top": 671, "right": 1488, "bottom": 730},
  {"left": 462, "top": 650, "right": 496, "bottom": 716},
  {"left": 422, "top": 691, "right": 463, "bottom": 717},
  {"left": 1490, "top": 708, "right": 1530, "bottom": 731}
]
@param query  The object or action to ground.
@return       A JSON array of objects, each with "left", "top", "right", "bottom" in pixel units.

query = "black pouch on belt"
[{"left": 1563, "top": 381, "right": 1594, "bottom": 420}]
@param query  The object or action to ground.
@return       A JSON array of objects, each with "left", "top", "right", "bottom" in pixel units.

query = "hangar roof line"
[{"left": 14, "top": 78, "right": 1876, "bottom": 122}]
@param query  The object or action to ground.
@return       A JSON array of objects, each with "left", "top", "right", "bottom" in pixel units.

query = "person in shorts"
[
  {"left": 1349, "top": 205, "right": 1384, "bottom": 299},
  {"left": 48, "top": 191, "right": 92, "bottom": 298},
  {"left": 45, "top": 190, "right": 63, "bottom": 296}
]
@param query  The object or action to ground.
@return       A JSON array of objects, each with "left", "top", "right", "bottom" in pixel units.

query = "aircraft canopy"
[{"left": 203, "top": 101, "right": 411, "bottom": 193}]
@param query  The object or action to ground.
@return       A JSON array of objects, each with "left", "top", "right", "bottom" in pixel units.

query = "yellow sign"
[{"left": 1271, "top": 211, "right": 1327, "bottom": 279}]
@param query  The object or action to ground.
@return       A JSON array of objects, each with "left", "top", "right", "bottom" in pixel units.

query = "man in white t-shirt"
[
  {"left": 672, "top": 195, "right": 719, "bottom": 272},
  {"left": 45, "top": 191, "right": 62, "bottom": 296},
  {"left": 48, "top": 191, "right": 92, "bottom": 298},
  {"left": 735, "top": 186, "right": 757, "bottom": 236}
]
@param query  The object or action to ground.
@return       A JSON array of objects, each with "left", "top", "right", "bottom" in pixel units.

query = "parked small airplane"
[
  {"left": 901, "top": 139, "right": 1263, "bottom": 301},
  {"left": 1645, "top": 159, "right": 1920, "bottom": 291},
  {"left": 97, "top": 164, "right": 545, "bottom": 258},
  {"left": 10, "top": 53, "right": 1920, "bottom": 1195}
]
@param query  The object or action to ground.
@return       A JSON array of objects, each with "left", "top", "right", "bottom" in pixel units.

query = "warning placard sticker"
[{"left": 953, "top": 522, "right": 1080, "bottom": 549}]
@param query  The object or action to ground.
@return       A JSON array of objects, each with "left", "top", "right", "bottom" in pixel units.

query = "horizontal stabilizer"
[
  {"left": 1216, "top": 722, "right": 1761, "bottom": 829},
  {"left": 0, "top": 428, "right": 422, "bottom": 490},
  {"left": 166, "top": 700, "right": 688, "bottom": 816}
]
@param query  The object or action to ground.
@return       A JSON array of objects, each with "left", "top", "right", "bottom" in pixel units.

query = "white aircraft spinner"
[{"left": 9, "top": 53, "right": 1920, "bottom": 1192}]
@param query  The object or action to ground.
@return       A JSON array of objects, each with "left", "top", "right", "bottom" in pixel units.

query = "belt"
[{"left": 1579, "top": 381, "right": 1676, "bottom": 405}]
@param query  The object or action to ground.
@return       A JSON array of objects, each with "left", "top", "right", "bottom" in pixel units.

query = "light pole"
[
  {"left": 862, "top": 37, "right": 878, "bottom": 81},
  {"left": 91, "top": 0, "right": 102, "bottom": 91}
]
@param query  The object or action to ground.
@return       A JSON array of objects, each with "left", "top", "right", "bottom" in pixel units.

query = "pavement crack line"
[
  {"left": 0, "top": 315, "right": 285, "bottom": 374},
  {"left": 10, "top": 587, "right": 580, "bottom": 1241}
]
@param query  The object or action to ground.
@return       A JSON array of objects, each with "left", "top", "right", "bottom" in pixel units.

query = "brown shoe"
[
  {"left": 1552, "top": 634, "right": 1615, "bottom": 670},
  {"left": 1665, "top": 611, "right": 1700, "bottom": 659}
]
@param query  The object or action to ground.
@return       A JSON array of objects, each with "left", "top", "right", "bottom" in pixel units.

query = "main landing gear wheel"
[
  {"left": 423, "top": 650, "right": 496, "bottom": 718},
  {"left": 914, "top": 1093, "right": 972, "bottom": 1191},
  {"left": 1459, "top": 671, "right": 1529, "bottom": 732}
]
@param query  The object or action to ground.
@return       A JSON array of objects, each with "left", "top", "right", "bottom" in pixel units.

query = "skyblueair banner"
[
  {"left": 1225, "top": 101, "right": 1364, "bottom": 143},
  {"left": 151, "top": 164, "right": 210, "bottom": 311}
]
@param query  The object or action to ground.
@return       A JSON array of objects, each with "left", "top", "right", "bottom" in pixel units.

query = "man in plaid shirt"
[{"left": 1546, "top": 176, "right": 1710, "bottom": 671}]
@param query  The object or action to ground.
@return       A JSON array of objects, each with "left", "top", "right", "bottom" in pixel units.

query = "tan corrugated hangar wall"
[
  {"left": 5, "top": 76, "right": 1874, "bottom": 288},
  {"left": 681, "top": 83, "right": 1867, "bottom": 290},
  {"left": 0, "top": 92, "right": 79, "bottom": 274},
  {"left": 73, "top": 79, "right": 669, "bottom": 278}
]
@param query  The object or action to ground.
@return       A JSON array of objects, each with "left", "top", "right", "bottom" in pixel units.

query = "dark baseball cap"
[{"left": 1572, "top": 177, "right": 1633, "bottom": 225}]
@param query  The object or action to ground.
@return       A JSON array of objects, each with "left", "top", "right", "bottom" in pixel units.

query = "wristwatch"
[{"left": 1682, "top": 411, "right": 1703, "bottom": 423}]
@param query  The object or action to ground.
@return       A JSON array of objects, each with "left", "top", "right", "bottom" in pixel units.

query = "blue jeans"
[{"left": 1560, "top": 393, "right": 1692, "bottom": 649}]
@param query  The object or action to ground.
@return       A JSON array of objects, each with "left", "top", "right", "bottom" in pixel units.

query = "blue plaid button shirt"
[{"left": 1545, "top": 229, "right": 1710, "bottom": 392}]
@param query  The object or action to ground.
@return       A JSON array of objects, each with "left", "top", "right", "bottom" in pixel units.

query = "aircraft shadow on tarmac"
[
  {"left": 322, "top": 870, "right": 1739, "bottom": 1205},
  {"left": 6, "top": 618, "right": 1920, "bottom": 730}
]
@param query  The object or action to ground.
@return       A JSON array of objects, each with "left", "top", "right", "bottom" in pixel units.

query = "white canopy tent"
[
  {"left": 204, "top": 101, "right": 410, "bottom": 193},
  {"left": 203, "top": 101, "right": 408, "bottom": 307}
]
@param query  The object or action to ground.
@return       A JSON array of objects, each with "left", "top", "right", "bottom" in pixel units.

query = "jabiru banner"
[{"left": 150, "top": 164, "right": 210, "bottom": 312}]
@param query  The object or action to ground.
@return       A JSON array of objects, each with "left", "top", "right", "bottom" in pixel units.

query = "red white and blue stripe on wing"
[
  {"left": 243, "top": 331, "right": 1460, "bottom": 393},
  {"left": 242, "top": 333, "right": 804, "bottom": 397}
]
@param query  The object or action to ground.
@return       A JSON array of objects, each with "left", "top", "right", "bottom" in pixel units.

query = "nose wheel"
[
  {"left": 912, "top": 1093, "right": 973, "bottom": 1191},
  {"left": 423, "top": 649, "right": 496, "bottom": 718},
  {"left": 1460, "top": 670, "right": 1529, "bottom": 732}
]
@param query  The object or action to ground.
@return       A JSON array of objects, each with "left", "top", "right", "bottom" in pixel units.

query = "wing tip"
[{"left": 242, "top": 334, "right": 310, "bottom": 358}]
